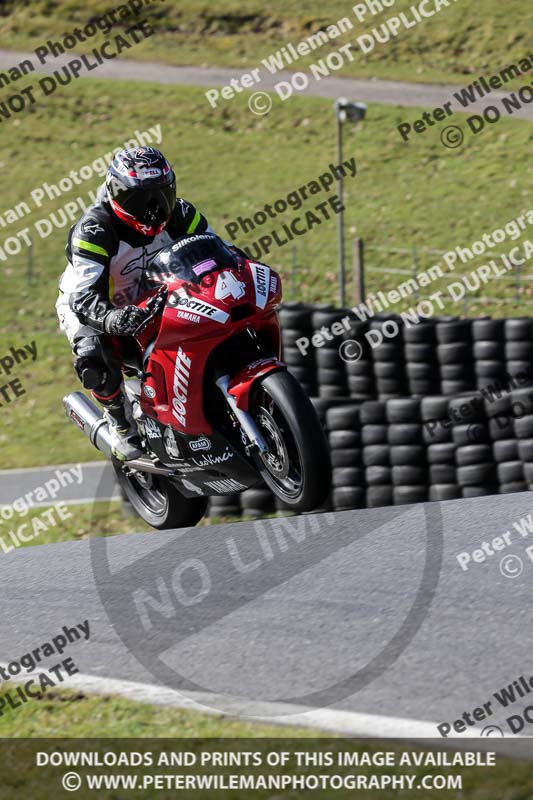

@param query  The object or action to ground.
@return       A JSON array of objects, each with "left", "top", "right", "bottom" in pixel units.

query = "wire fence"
[{"left": 357, "top": 241, "right": 533, "bottom": 317}]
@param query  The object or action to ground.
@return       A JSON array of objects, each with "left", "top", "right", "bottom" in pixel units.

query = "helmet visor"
[{"left": 115, "top": 182, "right": 176, "bottom": 226}]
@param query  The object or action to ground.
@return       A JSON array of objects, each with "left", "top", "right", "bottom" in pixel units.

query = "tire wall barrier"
[{"left": 207, "top": 305, "right": 533, "bottom": 518}]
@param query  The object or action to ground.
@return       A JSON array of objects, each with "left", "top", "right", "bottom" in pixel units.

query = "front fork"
[{"left": 216, "top": 374, "right": 269, "bottom": 455}]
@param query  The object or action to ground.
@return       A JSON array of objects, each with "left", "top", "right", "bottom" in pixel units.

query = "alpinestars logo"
[
  {"left": 120, "top": 248, "right": 161, "bottom": 276},
  {"left": 172, "top": 348, "right": 191, "bottom": 427}
]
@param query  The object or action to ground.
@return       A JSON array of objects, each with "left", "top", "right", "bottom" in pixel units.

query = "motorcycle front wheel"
[{"left": 250, "top": 370, "right": 332, "bottom": 512}]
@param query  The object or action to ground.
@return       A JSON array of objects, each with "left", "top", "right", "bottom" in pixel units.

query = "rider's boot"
[{"left": 96, "top": 388, "right": 143, "bottom": 461}]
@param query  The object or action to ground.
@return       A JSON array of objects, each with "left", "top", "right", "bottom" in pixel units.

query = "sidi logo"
[{"left": 171, "top": 348, "right": 191, "bottom": 427}]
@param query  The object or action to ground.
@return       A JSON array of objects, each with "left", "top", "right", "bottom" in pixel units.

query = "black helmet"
[{"left": 106, "top": 147, "right": 176, "bottom": 235}]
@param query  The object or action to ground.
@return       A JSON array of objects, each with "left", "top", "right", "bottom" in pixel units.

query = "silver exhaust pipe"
[
  {"left": 63, "top": 391, "right": 114, "bottom": 459},
  {"left": 63, "top": 392, "right": 175, "bottom": 476}
]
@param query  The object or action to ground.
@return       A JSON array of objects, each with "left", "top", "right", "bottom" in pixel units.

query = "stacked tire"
[
  {"left": 505, "top": 318, "right": 533, "bottom": 386},
  {"left": 279, "top": 302, "right": 317, "bottom": 398},
  {"left": 326, "top": 404, "right": 365, "bottom": 510},
  {"left": 404, "top": 319, "right": 440, "bottom": 397},
  {"left": 437, "top": 319, "right": 474, "bottom": 395},
  {"left": 449, "top": 393, "right": 496, "bottom": 498},
  {"left": 472, "top": 318, "right": 507, "bottom": 391},
  {"left": 511, "top": 385, "right": 533, "bottom": 491},
  {"left": 423, "top": 395, "right": 461, "bottom": 501},
  {"left": 312, "top": 306, "right": 349, "bottom": 399},
  {"left": 387, "top": 398, "right": 428, "bottom": 504},
  {"left": 361, "top": 401, "right": 392, "bottom": 507},
  {"left": 369, "top": 315, "right": 407, "bottom": 399}
]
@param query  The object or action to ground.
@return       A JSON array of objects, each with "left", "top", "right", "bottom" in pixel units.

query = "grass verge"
[{"left": 0, "top": 0, "right": 530, "bottom": 85}]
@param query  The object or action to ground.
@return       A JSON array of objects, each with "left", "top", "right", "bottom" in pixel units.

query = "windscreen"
[{"left": 146, "top": 234, "right": 240, "bottom": 285}]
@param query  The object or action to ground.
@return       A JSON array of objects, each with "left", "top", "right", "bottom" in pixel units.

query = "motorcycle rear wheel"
[
  {"left": 113, "top": 462, "right": 208, "bottom": 530},
  {"left": 250, "top": 370, "right": 332, "bottom": 512}
]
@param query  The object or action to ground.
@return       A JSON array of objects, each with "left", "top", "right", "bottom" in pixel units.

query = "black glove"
[{"left": 104, "top": 305, "right": 154, "bottom": 336}]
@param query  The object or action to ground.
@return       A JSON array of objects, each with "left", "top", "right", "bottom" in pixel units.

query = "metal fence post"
[{"left": 352, "top": 237, "right": 365, "bottom": 306}]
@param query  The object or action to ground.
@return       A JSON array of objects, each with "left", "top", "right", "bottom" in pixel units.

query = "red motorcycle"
[{"left": 64, "top": 234, "right": 331, "bottom": 528}]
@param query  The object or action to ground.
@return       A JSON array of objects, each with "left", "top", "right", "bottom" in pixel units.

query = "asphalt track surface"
[
  {"left": 1, "top": 50, "right": 533, "bottom": 120},
  {"left": 0, "top": 462, "right": 117, "bottom": 507},
  {"left": 1, "top": 484, "right": 532, "bottom": 754}
]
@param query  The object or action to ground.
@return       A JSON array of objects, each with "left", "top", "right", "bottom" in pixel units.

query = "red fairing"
[
  {"left": 227, "top": 359, "right": 285, "bottom": 410},
  {"left": 135, "top": 261, "right": 283, "bottom": 436}
]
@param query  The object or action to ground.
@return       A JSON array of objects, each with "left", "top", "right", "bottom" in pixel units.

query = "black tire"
[
  {"left": 360, "top": 401, "right": 387, "bottom": 424},
  {"left": 421, "top": 396, "right": 449, "bottom": 420},
  {"left": 278, "top": 302, "right": 313, "bottom": 329},
  {"left": 523, "top": 462, "right": 533, "bottom": 482},
  {"left": 388, "top": 423, "right": 423, "bottom": 445},
  {"left": 448, "top": 394, "right": 484, "bottom": 422},
  {"left": 462, "top": 486, "right": 493, "bottom": 498},
  {"left": 405, "top": 343, "right": 435, "bottom": 361},
  {"left": 316, "top": 349, "right": 343, "bottom": 369},
  {"left": 329, "top": 430, "right": 361, "bottom": 449},
  {"left": 472, "top": 319, "right": 504, "bottom": 340},
  {"left": 504, "top": 318, "right": 532, "bottom": 341},
  {"left": 113, "top": 462, "right": 208, "bottom": 530},
  {"left": 455, "top": 444, "right": 492, "bottom": 466},
  {"left": 406, "top": 363, "right": 437, "bottom": 380},
  {"left": 333, "top": 466, "right": 364, "bottom": 487},
  {"left": 493, "top": 439, "right": 519, "bottom": 462},
  {"left": 347, "top": 376, "right": 374, "bottom": 395},
  {"left": 332, "top": 486, "right": 365, "bottom": 509},
  {"left": 429, "top": 484, "right": 461, "bottom": 501},
  {"left": 366, "top": 485, "right": 393, "bottom": 507},
  {"left": 251, "top": 370, "right": 331, "bottom": 511},
  {"left": 362, "top": 424, "right": 388, "bottom": 445},
  {"left": 499, "top": 482, "right": 528, "bottom": 494},
  {"left": 386, "top": 398, "right": 420, "bottom": 423},
  {"left": 436, "top": 320, "right": 471, "bottom": 344},
  {"left": 514, "top": 415, "right": 533, "bottom": 439},
  {"left": 392, "top": 465, "right": 427, "bottom": 484},
  {"left": 452, "top": 423, "right": 488, "bottom": 446},
  {"left": 429, "top": 464, "right": 456, "bottom": 484},
  {"left": 456, "top": 463, "right": 496, "bottom": 486},
  {"left": 319, "top": 384, "right": 349, "bottom": 399},
  {"left": 475, "top": 360, "right": 506, "bottom": 378},
  {"left": 390, "top": 445, "right": 425, "bottom": 465},
  {"left": 441, "top": 380, "right": 474, "bottom": 395},
  {"left": 403, "top": 321, "right": 436, "bottom": 344},
  {"left": 489, "top": 415, "right": 514, "bottom": 441},
  {"left": 372, "top": 344, "right": 402, "bottom": 361},
  {"left": 365, "top": 465, "right": 391, "bottom": 485},
  {"left": 496, "top": 461, "right": 524, "bottom": 484},
  {"left": 363, "top": 444, "right": 390, "bottom": 466},
  {"left": 393, "top": 485, "right": 428, "bottom": 504},
  {"left": 505, "top": 341, "right": 533, "bottom": 360},
  {"left": 423, "top": 423, "right": 451, "bottom": 444},
  {"left": 427, "top": 442, "right": 457, "bottom": 463},
  {"left": 332, "top": 448, "right": 362, "bottom": 467},
  {"left": 240, "top": 488, "right": 276, "bottom": 513},
  {"left": 326, "top": 404, "right": 360, "bottom": 430},
  {"left": 473, "top": 341, "right": 504, "bottom": 360}
]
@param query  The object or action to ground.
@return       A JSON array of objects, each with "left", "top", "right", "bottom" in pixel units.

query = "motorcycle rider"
[{"left": 57, "top": 146, "right": 218, "bottom": 461}]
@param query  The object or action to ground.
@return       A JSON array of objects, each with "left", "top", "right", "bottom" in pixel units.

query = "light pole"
[{"left": 334, "top": 98, "right": 367, "bottom": 307}]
